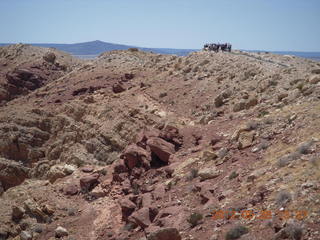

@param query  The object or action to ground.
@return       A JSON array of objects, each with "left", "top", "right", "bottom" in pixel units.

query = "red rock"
[
  {"left": 147, "top": 137, "right": 175, "bottom": 163},
  {"left": 113, "top": 159, "right": 128, "bottom": 174},
  {"left": 124, "top": 73, "right": 134, "bottom": 80},
  {"left": 136, "top": 129, "right": 160, "bottom": 149},
  {"left": 112, "top": 83, "right": 125, "bottom": 93},
  {"left": 122, "top": 144, "right": 150, "bottom": 169},
  {"left": 81, "top": 166, "right": 94, "bottom": 173},
  {"left": 159, "top": 125, "right": 183, "bottom": 148},
  {"left": 119, "top": 198, "right": 136, "bottom": 221},
  {"left": 80, "top": 173, "right": 100, "bottom": 191},
  {"left": 142, "top": 193, "right": 153, "bottom": 208},
  {"left": 129, "top": 207, "right": 158, "bottom": 229},
  {"left": 63, "top": 183, "right": 79, "bottom": 196},
  {"left": 153, "top": 184, "right": 166, "bottom": 200}
]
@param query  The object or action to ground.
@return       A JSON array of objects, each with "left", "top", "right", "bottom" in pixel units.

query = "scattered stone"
[{"left": 55, "top": 226, "right": 68, "bottom": 238}]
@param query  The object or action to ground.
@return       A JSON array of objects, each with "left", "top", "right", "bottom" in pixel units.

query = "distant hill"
[
  {"left": 1, "top": 41, "right": 319, "bottom": 60},
  {"left": 0, "top": 40, "right": 198, "bottom": 57}
]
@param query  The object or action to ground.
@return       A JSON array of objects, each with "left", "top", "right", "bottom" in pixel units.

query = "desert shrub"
[
  {"left": 128, "top": 48, "right": 139, "bottom": 52},
  {"left": 187, "top": 212, "right": 203, "bottom": 227},
  {"left": 258, "top": 110, "right": 269, "bottom": 118},
  {"left": 263, "top": 117, "right": 273, "bottom": 125},
  {"left": 246, "top": 121, "right": 259, "bottom": 130},
  {"left": 186, "top": 168, "right": 198, "bottom": 181},
  {"left": 159, "top": 92, "right": 167, "bottom": 98},
  {"left": 123, "top": 222, "right": 136, "bottom": 231},
  {"left": 275, "top": 190, "right": 292, "bottom": 207},
  {"left": 309, "top": 155, "right": 319, "bottom": 167},
  {"left": 257, "top": 140, "right": 269, "bottom": 151},
  {"left": 43, "top": 52, "right": 56, "bottom": 63},
  {"left": 296, "top": 141, "right": 313, "bottom": 155},
  {"left": 285, "top": 223, "right": 303, "bottom": 240},
  {"left": 33, "top": 225, "right": 44, "bottom": 233},
  {"left": 296, "top": 83, "right": 304, "bottom": 91},
  {"left": 225, "top": 225, "right": 249, "bottom": 240},
  {"left": 67, "top": 207, "right": 77, "bottom": 216},
  {"left": 277, "top": 152, "right": 301, "bottom": 167},
  {"left": 228, "top": 171, "right": 239, "bottom": 180}
]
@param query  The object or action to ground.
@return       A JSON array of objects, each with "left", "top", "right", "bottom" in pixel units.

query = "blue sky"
[{"left": 0, "top": 0, "right": 319, "bottom": 51}]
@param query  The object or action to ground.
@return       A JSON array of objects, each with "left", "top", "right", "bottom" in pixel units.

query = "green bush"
[{"left": 187, "top": 212, "right": 203, "bottom": 227}]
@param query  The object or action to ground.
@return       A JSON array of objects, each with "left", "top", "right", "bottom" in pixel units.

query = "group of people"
[{"left": 203, "top": 43, "right": 232, "bottom": 52}]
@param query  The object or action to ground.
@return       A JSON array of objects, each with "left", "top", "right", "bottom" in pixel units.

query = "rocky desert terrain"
[{"left": 0, "top": 44, "right": 319, "bottom": 240}]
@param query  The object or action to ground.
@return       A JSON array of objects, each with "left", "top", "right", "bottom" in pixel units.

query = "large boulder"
[
  {"left": 129, "top": 207, "right": 155, "bottom": 229},
  {"left": 79, "top": 173, "right": 100, "bottom": 192},
  {"left": 46, "top": 164, "right": 76, "bottom": 183},
  {"left": 198, "top": 167, "right": 222, "bottom": 181},
  {"left": 238, "top": 131, "right": 254, "bottom": 149},
  {"left": 0, "top": 158, "right": 29, "bottom": 190},
  {"left": 6, "top": 68, "right": 44, "bottom": 93},
  {"left": 122, "top": 144, "right": 151, "bottom": 169},
  {"left": 119, "top": 198, "right": 136, "bottom": 221},
  {"left": 147, "top": 137, "right": 175, "bottom": 163}
]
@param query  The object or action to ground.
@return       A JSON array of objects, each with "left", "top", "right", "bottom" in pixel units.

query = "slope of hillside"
[{"left": 0, "top": 44, "right": 319, "bottom": 240}]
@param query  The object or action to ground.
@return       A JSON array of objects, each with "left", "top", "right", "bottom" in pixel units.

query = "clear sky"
[{"left": 1, "top": 0, "right": 319, "bottom": 51}]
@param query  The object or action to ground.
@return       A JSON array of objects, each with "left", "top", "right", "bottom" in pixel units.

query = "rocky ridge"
[{"left": 0, "top": 44, "right": 319, "bottom": 240}]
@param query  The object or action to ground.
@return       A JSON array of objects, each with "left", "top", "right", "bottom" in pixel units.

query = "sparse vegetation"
[
  {"left": 67, "top": 207, "right": 77, "bottom": 216},
  {"left": 277, "top": 152, "right": 301, "bottom": 167},
  {"left": 123, "top": 222, "right": 136, "bottom": 231},
  {"left": 225, "top": 225, "right": 249, "bottom": 240},
  {"left": 285, "top": 223, "right": 303, "bottom": 240},
  {"left": 246, "top": 121, "right": 259, "bottom": 130},
  {"left": 228, "top": 171, "right": 239, "bottom": 180},
  {"left": 258, "top": 110, "right": 269, "bottom": 118},
  {"left": 309, "top": 155, "right": 319, "bottom": 167},
  {"left": 186, "top": 168, "right": 198, "bottom": 181},
  {"left": 296, "top": 141, "right": 313, "bottom": 154},
  {"left": 296, "top": 82, "right": 304, "bottom": 91},
  {"left": 128, "top": 47, "right": 139, "bottom": 52},
  {"left": 275, "top": 190, "right": 292, "bottom": 207},
  {"left": 187, "top": 212, "right": 203, "bottom": 227}
]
